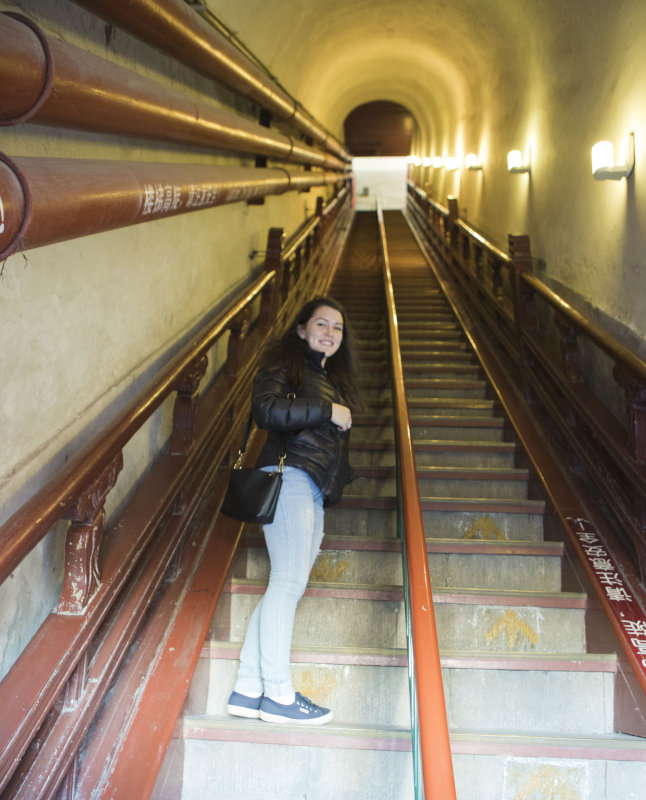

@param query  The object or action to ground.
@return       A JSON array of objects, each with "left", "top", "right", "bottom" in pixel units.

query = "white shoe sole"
[
  {"left": 227, "top": 704, "right": 261, "bottom": 719},
  {"left": 259, "top": 709, "right": 333, "bottom": 725}
]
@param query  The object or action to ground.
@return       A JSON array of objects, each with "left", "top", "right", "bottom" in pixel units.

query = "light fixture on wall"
[
  {"left": 432, "top": 156, "right": 444, "bottom": 169},
  {"left": 445, "top": 157, "right": 459, "bottom": 171},
  {"left": 422, "top": 156, "right": 432, "bottom": 167},
  {"left": 465, "top": 153, "right": 482, "bottom": 170},
  {"left": 591, "top": 133, "right": 634, "bottom": 180},
  {"left": 507, "top": 148, "right": 531, "bottom": 173}
]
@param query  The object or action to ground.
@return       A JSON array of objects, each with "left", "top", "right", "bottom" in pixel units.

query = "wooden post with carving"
[
  {"left": 447, "top": 195, "right": 459, "bottom": 254},
  {"left": 264, "top": 226, "right": 285, "bottom": 317},
  {"left": 613, "top": 364, "right": 646, "bottom": 464},
  {"left": 57, "top": 453, "right": 123, "bottom": 614},
  {"left": 169, "top": 356, "right": 208, "bottom": 456},
  {"left": 508, "top": 234, "right": 538, "bottom": 403}
]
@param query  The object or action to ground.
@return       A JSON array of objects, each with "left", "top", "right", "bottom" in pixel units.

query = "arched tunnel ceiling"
[{"left": 209, "top": 0, "right": 546, "bottom": 148}]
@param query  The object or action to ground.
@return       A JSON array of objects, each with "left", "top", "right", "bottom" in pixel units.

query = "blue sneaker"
[
  {"left": 227, "top": 691, "right": 262, "bottom": 719},
  {"left": 259, "top": 692, "right": 333, "bottom": 725}
]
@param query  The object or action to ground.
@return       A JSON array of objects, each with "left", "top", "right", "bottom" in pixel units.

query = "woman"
[{"left": 227, "top": 296, "right": 361, "bottom": 725}]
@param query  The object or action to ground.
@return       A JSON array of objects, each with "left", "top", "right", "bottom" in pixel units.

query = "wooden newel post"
[
  {"left": 225, "top": 309, "right": 251, "bottom": 377},
  {"left": 169, "top": 356, "right": 208, "bottom": 456},
  {"left": 264, "top": 226, "right": 285, "bottom": 315},
  {"left": 613, "top": 364, "right": 646, "bottom": 464},
  {"left": 508, "top": 234, "right": 538, "bottom": 403},
  {"left": 509, "top": 235, "right": 535, "bottom": 329},
  {"left": 447, "top": 195, "right": 459, "bottom": 252},
  {"left": 555, "top": 313, "right": 582, "bottom": 384},
  {"left": 315, "top": 196, "right": 325, "bottom": 246},
  {"left": 57, "top": 453, "right": 123, "bottom": 614}
]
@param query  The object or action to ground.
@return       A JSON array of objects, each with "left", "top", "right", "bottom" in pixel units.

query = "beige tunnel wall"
[
  {"left": 0, "top": 0, "right": 332, "bottom": 680},
  {"left": 212, "top": 0, "right": 646, "bottom": 357}
]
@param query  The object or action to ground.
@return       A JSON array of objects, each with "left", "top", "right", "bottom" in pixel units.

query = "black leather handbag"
[{"left": 220, "top": 413, "right": 286, "bottom": 524}]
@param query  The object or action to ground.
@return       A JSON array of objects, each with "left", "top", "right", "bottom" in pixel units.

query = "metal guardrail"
[{"left": 376, "top": 200, "right": 457, "bottom": 800}]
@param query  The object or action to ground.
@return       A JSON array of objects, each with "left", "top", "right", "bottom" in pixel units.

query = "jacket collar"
[{"left": 305, "top": 346, "right": 327, "bottom": 371}]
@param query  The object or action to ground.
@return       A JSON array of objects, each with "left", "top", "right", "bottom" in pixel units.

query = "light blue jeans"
[{"left": 234, "top": 466, "right": 325, "bottom": 697}]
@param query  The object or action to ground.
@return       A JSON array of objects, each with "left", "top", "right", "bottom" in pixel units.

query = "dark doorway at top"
[{"left": 344, "top": 101, "right": 414, "bottom": 157}]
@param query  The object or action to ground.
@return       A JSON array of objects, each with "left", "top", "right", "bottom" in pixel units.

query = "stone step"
[
  {"left": 356, "top": 417, "right": 506, "bottom": 441},
  {"left": 350, "top": 439, "right": 517, "bottom": 468},
  {"left": 329, "top": 496, "right": 545, "bottom": 540},
  {"left": 404, "top": 363, "right": 482, "bottom": 380},
  {"left": 407, "top": 397, "right": 497, "bottom": 416},
  {"left": 397, "top": 328, "right": 464, "bottom": 340},
  {"left": 173, "top": 720, "right": 414, "bottom": 800},
  {"left": 226, "top": 582, "right": 587, "bottom": 653},
  {"left": 402, "top": 350, "right": 475, "bottom": 363},
  {"left": 360, "top": 398, "right": 499, "bottom": 420},
  {"left": 351, "top": 465, "right": 530, "bottom": 499},
  {"left": 401, "top": 340, "right": 470, "bottom": 352},
  {"left": 173, "top": 726, "right": 646, "bottom": 800},
  {"left": 194, "top": 643, "right": 616, "bottom": 734},
  {"left": 405, "top": 377, "right": 488, "bottom": 398},
  {"left": 241, "top": 534, "right": 563, "bottom": 592}
]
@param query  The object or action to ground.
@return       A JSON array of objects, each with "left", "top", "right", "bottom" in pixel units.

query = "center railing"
[{"left": 376, "top": 201, "right": 457, "bottom": 800}]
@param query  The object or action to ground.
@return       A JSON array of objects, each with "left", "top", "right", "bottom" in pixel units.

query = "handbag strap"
[{"left": 234, "top": 397, "right": 291, "bottom": 470}]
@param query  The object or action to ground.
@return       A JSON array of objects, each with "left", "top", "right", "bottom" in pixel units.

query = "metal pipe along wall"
[
  {"left": 0, "top": 14, "right": 347, "bottom": 172},
  {"left": 69, "top": 0, "right": 350, "bottom": 162},
  {"left": 0, "top": 154, "right": 344, "bottom": 260}
]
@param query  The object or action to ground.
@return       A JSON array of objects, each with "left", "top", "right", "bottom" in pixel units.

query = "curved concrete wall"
[{"left": 213, "top": 0, "right": 646, "bottom": 353}]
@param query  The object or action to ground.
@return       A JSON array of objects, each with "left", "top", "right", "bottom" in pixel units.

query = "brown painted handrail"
[
  {"left": 0, "top": 191, "right": 353, "bottom": 795},
  {"left": 0, "top": 14, "right": 345, "bottom": 172},
  {"left": 405, "top": 182, "right": 646, "bottom": 716},
  {"left": 70, "top": 0, "right": 349, "bottom": 163},
  {"left": 520, "top": 271, "right": 646, "bottom": 383},
  {"left": 0, "top": 153, "right": 344, "bottom": 259},
  {"left": 377, "top": 204, "right": 457, "bottom": 799},
  {"left": 0, "top": 271, "right": 273, "bottom": 587}
]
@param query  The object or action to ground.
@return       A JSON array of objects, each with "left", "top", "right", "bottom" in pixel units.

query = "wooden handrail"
[
  {"left": 0, "top": 188, "right": 353, "bottom": 795},
  {"left": 0, "top": 271, "right": 274, "bottom": 586},
  {"left": 405, "top": 182, "right": 646, "bottom": 720},
  {"left": 376, "top": 203, "right": 457, "bottom": 800},
  {"left": 521, "top": 270, "right": 646, "bottom": 382}
]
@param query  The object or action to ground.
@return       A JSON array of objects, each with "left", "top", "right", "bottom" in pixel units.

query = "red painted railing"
[{"left": 376, "top": 203, "right": 457, "bottom": 799}]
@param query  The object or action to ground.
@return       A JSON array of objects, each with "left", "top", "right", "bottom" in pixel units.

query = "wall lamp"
[
  {"left": 465, "top": 153, "right": 482, "bottom": 170},
  {"left": 507, "top": 148, "right": 531, "bottom": 173},
  {"left": 445, "top": 157, "right": 459, "bottom": 171},
  {"left": 422, "top": 157, "right": 432, "bottom": 167},
  {"left": 432, "top": 156, "right": 444, "bottom": 169},
  {"left": 591, "top": 133, "right": 634, "bottom": 180}
]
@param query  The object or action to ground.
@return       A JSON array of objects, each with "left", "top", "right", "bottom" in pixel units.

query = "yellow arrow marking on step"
[
  {"left": 485, "top": 609, "right": 539, "bottom": 648},
  {"left": 309, "top": 555, "right": 349, "bottom": 583},
  {"left": 463, "top": 515, "right": 506, "bottom": 540},
  {"left": 510, "top": 764, "right": 582, "bottom": 800},
  {"left": 294, "top": 668, "right": 338, "bottom": 704}
]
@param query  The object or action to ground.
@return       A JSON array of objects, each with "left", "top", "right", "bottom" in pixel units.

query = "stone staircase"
[{"left": 156, "top": 211, "right": 646, "bottom": 800}]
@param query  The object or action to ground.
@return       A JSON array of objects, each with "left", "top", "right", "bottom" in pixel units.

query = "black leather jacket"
[{"left": 252, "top": 348, "right": 353, "bottom": 506}]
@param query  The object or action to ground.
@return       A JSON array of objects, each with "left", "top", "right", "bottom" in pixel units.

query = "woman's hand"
[{"left": 331, "top": 403, "right": 352, "bottom": 431}]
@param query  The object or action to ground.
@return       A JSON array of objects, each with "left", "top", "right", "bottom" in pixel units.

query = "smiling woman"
[
  {"left": 226, "top": 295, "right": 361, "bottom": 724},
  {"left": 296, "top": 304, "right": 344, "bottom": 363}
]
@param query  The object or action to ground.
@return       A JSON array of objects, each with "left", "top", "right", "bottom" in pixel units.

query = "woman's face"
[{"left": 297, "top": 304, "right": 344, "bottom": 362}]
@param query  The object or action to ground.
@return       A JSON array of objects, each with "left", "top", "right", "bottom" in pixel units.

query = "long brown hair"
[{"left": 260, "top": 296, "right": 363, "bottom": 410}]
